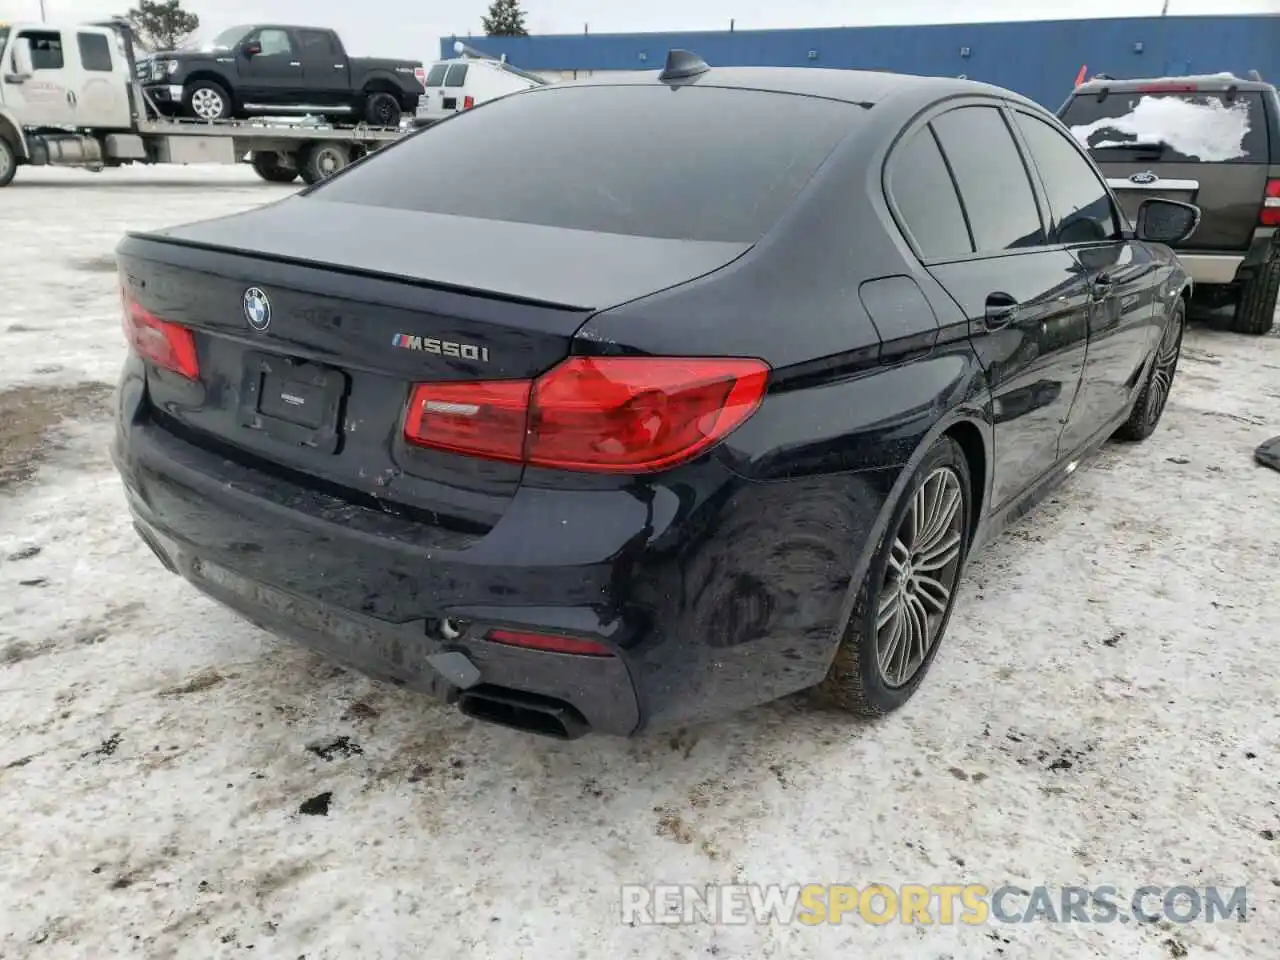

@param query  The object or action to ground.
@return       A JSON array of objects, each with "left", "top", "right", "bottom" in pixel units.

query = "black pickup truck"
[{"left": 139, "top": 24, "right": 425, "bottom": 127}]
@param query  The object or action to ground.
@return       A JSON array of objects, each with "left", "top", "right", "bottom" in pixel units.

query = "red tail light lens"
[
  {"left": 485, "top": 628, "right": 613, "bottom": 657},
  {"left": 1261, "top": 179, "right": 1280, "bottom": 227},
  {"left": 121, "top": 292, "right": 199, "bottom": 380},
  {"left": 403, "top": 356, "right": 769, "bottom": 473},
  {"left": 463, "top": 95, "right": 475, "bottom": 109},
  {"left": 404, "top": 379, "right": 528, "bottom": 462}
]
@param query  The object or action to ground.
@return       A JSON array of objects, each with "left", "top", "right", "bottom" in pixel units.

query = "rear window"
[
  {"left": 424, "top": 63, "right": 448, "bottom": 86},
  {"left": 309, "top": 84, "right": 862, "bottom": 242},
  {"left": 1060, "top": 90, "right": 1269, "bottom": 163}
]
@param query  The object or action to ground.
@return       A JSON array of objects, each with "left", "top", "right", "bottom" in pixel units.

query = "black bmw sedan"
[{"left": 111, "top": 52, "right": 1198, "bottom": 739}]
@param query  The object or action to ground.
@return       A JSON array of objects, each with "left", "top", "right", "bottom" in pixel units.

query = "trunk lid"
[
  {"left": 1059, "top": 87, "right": 1272, "bottom": 251},
  {"left": 117, "top": 199, "right": 750, "bottom": 528}
]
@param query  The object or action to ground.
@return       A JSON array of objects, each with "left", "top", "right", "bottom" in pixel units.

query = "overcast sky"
[{"left": 1, "top": 0, "right": 1275, "bottom": 58}]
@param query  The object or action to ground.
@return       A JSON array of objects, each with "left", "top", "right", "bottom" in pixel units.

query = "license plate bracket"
[{"left": 237, "top": 351, "right": 347, "bottom": 453}]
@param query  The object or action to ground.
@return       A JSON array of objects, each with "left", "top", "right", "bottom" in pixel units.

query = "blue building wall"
[{"left": 441, "top": 15, "right": 1279, "bottom": 109}]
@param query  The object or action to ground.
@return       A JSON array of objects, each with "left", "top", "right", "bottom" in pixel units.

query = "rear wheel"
[
  {"left": 363, "top": 91, "right": 401, "bottom": 127},
  {"left": 1115, "top": 298, "right": 1184, "bottom": 442},
  {"left": 819, "top": 437, "right": 972, "bottom": 717},
  {"left": 249, "top": 152, "right": 299, "bottom": 184},
  {"left": 183, "top": 80, "right": 232, "bottom": 121},
  {"left": 300, "top": 142, "right": 350, "bottom": 185},
  {"left": 0, "top": 137, "right": 16, "bottom": 188},
  {"left": 1228, "top": 255, "right": 1279, "bottom": 335}
]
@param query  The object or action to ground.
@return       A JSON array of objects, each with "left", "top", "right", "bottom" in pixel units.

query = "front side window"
[
  {"left": 931, "top": 105, "right": 1047, "bottom": 254},
  {"left": 254, "top": 29, "right": 293, "bottom": 57},
  {"left": 20, "top": 31, "right": 64, "bottom": 71},
  {"left": 309, "top": 85, "right": 864, "bottom": 243},
  {"left": 1014, "top": 111, "right": 1120, "bottom": 245}
]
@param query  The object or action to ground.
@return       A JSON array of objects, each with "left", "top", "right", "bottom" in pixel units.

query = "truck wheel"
[
  {"left": 250, "top": 152, "right": 299, "bottom": 184},
  {"left": 184, "top": 80, "right": 232, "bottom": 121},
  {"left": 363, "top": 92, "right": 401, "bottom": 128},
  {"left": 0, "top": 137, "right": 16, "bottom": 188},
  {"left": 1228, "top": 255, "right": 1279, "bottom": 335},
  {"left": 300, "top": 143, "right": 350, "bottom": 185}
]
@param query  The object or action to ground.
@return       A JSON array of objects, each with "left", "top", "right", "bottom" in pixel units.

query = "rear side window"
[
  {"left": 310, "top": 85, "right": 862, "bottom": 242},
  {"left": 1060, "top": 90, "right": 1269, "bottom": 163},
  {"left": 444, "top": 63, "right": 469, "bottom": 87},
  {"left": 887, "top": 126, "right": 973, "bottom": 260},
  {"left": 1013, "top": 111, "right": 1120, "bottom": 244},
  {"left": 77, "top": 32, "right": 112, "bottom": 72},
  {"left": 931, "top": 105, "right": 1046, "bottom": 253},
  {"left": 297, "top": 30, "right": 336, "bottom": 55}
]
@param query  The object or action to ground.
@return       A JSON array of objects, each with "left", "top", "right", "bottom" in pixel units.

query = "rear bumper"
[
  {"left": 111, "top": 366, "right": 895, "bottom": 737},
  {"left": 1176, "top": 228, "right": 1276, "bottom": 286}
]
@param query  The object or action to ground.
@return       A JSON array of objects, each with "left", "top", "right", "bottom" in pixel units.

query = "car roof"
[
  {"left": 1073, "top": 73, "right": 1276, "bottom": 94},
  {"left": 544, "top": 63, "right": 1045, "bottom": 111}
]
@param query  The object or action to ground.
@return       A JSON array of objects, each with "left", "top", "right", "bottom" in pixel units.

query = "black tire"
[
  {"left": 249, "top": 152, "right": 299, "bottom": 184},
  {"left": 1228, "top": 255, "right": 1279, "bottom": 335},
  {"left": 819, "top": 436, "right": 972, "bottom": 717},
  {"left": 1114, "top": 297, "right": 1185, "bottom": 443},
  {"left": 300, "top": 142, "right": 350, "bottom": 185},
  {"left": 363, "top": 91, "right": 401, "bottom": 128},
  {"left": 183, "top": 79, "right": 232, "bottom": 121},
  {"left": 0, "top": 137, "right": 17, "bottom": 188}
]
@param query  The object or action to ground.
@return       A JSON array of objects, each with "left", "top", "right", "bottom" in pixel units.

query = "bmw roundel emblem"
[
  {"left": 243, "top": 287, "right": 271, "bottom": 331},
  {"left": 1129, "top": 170, "right": 1158, "bottom": 185}
]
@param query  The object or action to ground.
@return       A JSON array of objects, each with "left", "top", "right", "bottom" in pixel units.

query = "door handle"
[
  {"left": 334, "top": 63, "right": 345, "bottom": 69},
  {"left": 982, "top": 292, "right": 1020, "bottom": 331},
  {"left": 290, "top": 60, "right": 302, "bottom": 67}
]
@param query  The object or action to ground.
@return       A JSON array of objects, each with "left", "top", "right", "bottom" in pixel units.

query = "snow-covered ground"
[{"left": 2, "top": 165, "right": 1279, "bottom": 960}]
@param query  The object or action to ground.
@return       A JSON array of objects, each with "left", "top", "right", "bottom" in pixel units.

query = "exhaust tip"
[{"left": 458, "top": 685, "right": 590, "bottom": 740}]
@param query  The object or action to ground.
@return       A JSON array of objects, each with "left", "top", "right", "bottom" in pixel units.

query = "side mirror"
[
  {"left": 9, "top": 38, "right": 34, "bottom": 79},
  {"left": 1134, "top": 197, "right": 1200, "bottom": 245},
  {"left": 243, "top": 41, "right": 262, "bottom": 57}
]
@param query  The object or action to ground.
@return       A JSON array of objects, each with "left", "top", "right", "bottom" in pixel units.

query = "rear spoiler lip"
[{"left": 118, "top": 230, "right": 595, "bottom": 312}]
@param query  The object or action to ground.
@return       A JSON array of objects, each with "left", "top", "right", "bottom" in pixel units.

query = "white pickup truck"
[{"left": 0, "top": 19, "right": 406, "bottom": 187}]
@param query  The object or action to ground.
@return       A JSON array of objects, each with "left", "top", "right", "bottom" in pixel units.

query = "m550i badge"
[{"left": 392, "top": 333, "right": 490, "bottom": 362}]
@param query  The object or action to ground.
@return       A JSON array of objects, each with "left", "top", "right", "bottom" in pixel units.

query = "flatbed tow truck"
[{"left": 0, "top": 19, "right": 406, "bottom": 187}]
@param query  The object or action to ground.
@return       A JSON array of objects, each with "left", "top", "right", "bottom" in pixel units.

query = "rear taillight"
[
  {"left": 486, "top": 628, "right": 613, "bottom": 657},
  {"left": 403, "top": 356, "right": 769, "bottom": 474},
  {"left": 120, "top": 292, "right": 199, "bottom": 380},
  {"left": 462, "top": 95, "right": 475, "bottom": 109},
  {"left": 1261, "top": 179, "right": 1280, "bottom": 227}
]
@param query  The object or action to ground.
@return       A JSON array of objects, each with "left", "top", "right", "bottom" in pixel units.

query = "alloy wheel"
[
  {"left": 191, "top": 88, "right": 224, "bottom": 120},
  {"left": 875, "top": 466, "right": 966, "bottom": 688},
  {"left": 1146, "top": 309, "right": 1183, "bottom": 425}
]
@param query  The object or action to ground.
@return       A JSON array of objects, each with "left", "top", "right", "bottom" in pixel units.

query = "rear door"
[
  {"left": 1010, "top": 108, "right": 1161, "bottom": 446},
  {"left": 438, "top": 61, "right": 470, "bottom": 114},
  {"left": 889, "top": 101, "right": 1092, "bottom": 511},
  {"left": 295, "top": 28, "right": 348, "bottom": 106},
  {"left": 1059, "top": 85, "right": 1271, "bottom": 251},
  {"left": 73, "top": 29, "right": 132, "bottom": 129}
]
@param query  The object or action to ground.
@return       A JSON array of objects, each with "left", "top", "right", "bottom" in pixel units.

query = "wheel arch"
[
  {"left": 360, "top": 75, "right": 401, "bottom": 95},
  {"left": 0, "top": 109, "right": 29, "bottom": 159},
  {"left": 183, "top": 72, "right": 234, "bottom": 101},
  {"left": 824, "top": 404, "right": 993, "bottom": 662}
]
